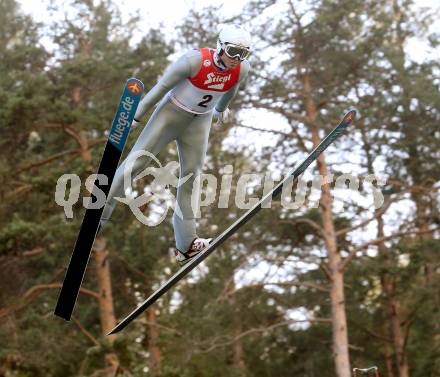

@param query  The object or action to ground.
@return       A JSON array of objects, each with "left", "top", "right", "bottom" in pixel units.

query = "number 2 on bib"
[{"left": 197, "top": 95, "right": 213, "bottom": 108}]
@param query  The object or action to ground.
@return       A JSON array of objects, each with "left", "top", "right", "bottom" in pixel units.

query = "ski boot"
[{"left": 175, "top": 237, "right": 212, "bottom": 266}]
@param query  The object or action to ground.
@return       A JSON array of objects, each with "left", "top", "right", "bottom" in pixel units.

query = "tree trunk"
[
  {"left": 93, "top": 238, "right": 117, "bottom": 339},
  {"left": 376, "top": 216, "right": 396, "bottom": 377},
  {"left": 233, "top": 319, "right": 247, "bottom": 376},
  {"left": 232, "top": 303, "right": 246, "bottom": 375},
  {"left": 361, "top": 120, "right": 403, "bottom": 377},
  {"left": 147, "top": 308, "right": 162, "bottom": 373},
  {"left": 381, "top": 273, "right": 409, "bottom": 377},
  {"left": 375, "top": 211, "right": 409, "bottom": 377},
  {"left": 227, "top": 272, "right": 246, "bottom": 376},
  {"left": 304, "top": 73, "right": 351, "bottom": 377},
  {"left": 93, "top": 238, "right": 120, "bottom": 376},
  {"left": 383, "top": 320, "right": 395, "bottom": 377},
  {"left": 318, "top": 152, "right": 351, "bottom": 377}
]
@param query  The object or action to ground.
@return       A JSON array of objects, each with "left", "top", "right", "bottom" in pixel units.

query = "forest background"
[{"left": 0, "top": 0, "right": 439, "bottom": 376}]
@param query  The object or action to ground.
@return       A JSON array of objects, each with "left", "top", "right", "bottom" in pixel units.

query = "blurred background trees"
[{"left": 0, "top": 0, "right": 438, "bottom": 376}]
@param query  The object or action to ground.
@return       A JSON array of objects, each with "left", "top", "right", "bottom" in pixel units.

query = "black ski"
[
  {"left": 109, "top": 110, "right": 356, "bottom": 334},
  {"left": 54, "top": 78, "right": 144, "bottom": 321}
]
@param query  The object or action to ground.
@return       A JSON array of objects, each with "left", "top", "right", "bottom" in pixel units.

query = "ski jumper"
[{"left": 101, "top": 48, "right": 251, "bottom": 252}]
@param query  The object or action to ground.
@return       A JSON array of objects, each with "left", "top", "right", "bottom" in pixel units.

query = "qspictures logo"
[{"left": 54, "top": 154, "right": 387, "bottom": 227}]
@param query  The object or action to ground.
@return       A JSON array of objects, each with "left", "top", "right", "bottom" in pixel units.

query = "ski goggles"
[{"left": 223, "top": 43, "right": 251, "bottom": 61}]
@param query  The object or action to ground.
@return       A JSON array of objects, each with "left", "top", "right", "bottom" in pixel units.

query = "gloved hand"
[
  {"left": 131, "top": 118, "right": 141, "bottom": 130},
  {"left": 212, "top": 108, "right": 230, "bottom": 125}
]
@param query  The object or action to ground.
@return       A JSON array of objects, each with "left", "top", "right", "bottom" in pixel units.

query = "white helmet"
[{"left": 216, "top": 24, "right": 252, "bottom": 61}]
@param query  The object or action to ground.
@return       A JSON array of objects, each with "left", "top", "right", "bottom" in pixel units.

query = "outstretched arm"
[{"left": 134, "top": 50, "right": 201, "bottom": 120}]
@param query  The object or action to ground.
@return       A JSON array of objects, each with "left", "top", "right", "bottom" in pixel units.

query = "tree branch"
[
  {"left": 0, "top": 283, "right": 99, "bottom": 319},
  {"left": 17, "top": 137, "right": 107, "bottom": 173},
  {"left": 339, "top": 226, "right": 440, "bottom": 271},
  {"left": 319, "top": 261, "right": 333, "bottom": 282},
  {"left": 251, "top": 281, "right": 330, "bottom": 292},
  {"left": 235, "top": 123, "right": 290, "bottom": 136},
  {"left": 23, "top": 283, "right": 99, "bottom": 301},
  {"left": 72, "top": 316, "right": 100, "bottom": 346},
  {"left": 21, "top": 247, "right": 45, "bottom": 257},
  {"left": 279, "top": 217, "right": 324, "bottom": 236},
  {"left": 62, "top": 125, "right": 84, "bottom": 147},
  {"left": 246, "top": 100, "right": 313, "bottom": 126},
  {"left": 4, "top": 184, "right": 33, "bottom": 200},
  {"left": 349, "top": 319, "right": 393, "bottom": 343},
  {"left": 195, "top": 317, "right": 331, "bottom": 354},
  {"left": 335, "top": 194, "right": 397, "bottom": 237}
]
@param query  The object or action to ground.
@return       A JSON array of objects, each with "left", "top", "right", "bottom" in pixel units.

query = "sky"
[
  {"left": 18, "top": 0, "right": 249, "bottom": 34},
  {"left": 17, "top": 0, "right": 439, "bottom": 57}
]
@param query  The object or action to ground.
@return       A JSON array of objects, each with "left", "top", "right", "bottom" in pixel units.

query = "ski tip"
[
  {"left": 126, "top": 77, "right": 144, "bottom": 85},
  {"left": 343, "top": 109, "right": 357, "bottom": 124},
  {"left": 126, "top": 78, "right": 144, "bottom": 95},
  {"left": 107, "top": 323, "right": 123, "bottom": 335}
]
